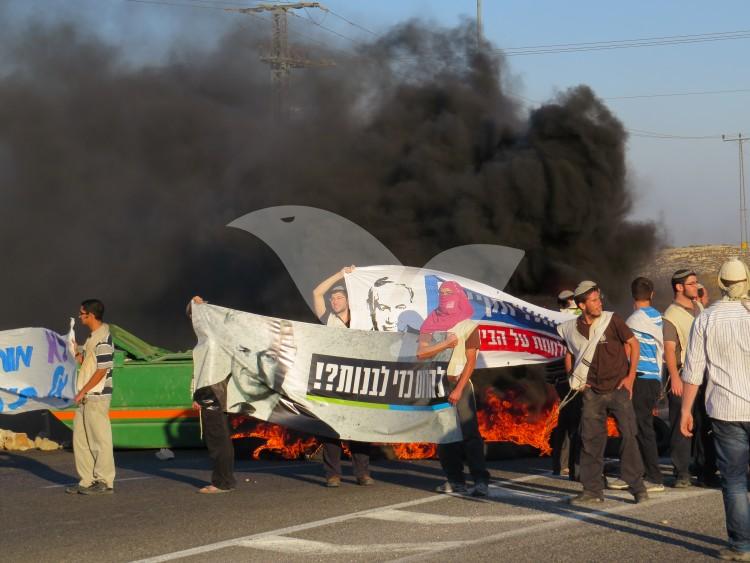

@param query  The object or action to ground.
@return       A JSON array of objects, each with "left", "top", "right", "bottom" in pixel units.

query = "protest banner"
[
  {"left": 0, "top": 327, "right": 77, "bottom": 413},
  {"left": 191, "top": 303, "right": 462, "bottom": 444},
  {"left": 344, "top": 266, "right": 572, "bottom": 367}
]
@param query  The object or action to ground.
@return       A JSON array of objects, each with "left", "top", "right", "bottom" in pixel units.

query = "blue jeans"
[{"left": 712, "top": 419, "right": 750, "bottom": 551}]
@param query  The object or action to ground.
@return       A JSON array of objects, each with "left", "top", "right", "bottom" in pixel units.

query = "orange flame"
[
  {"left": 392, "top": 442, "right": 438, "bottom": 459},
  {"left": 607, "top": 416, "right": 620, "bottom": 437},
  {"left": 477, "top": 388, "right": 558, "bottom": 456},
  {"left": 230, "top": 418, "right": 319, "bottom": 460},
  {"left": 228, "top": 385, "right": 604, "bottom": 461}
]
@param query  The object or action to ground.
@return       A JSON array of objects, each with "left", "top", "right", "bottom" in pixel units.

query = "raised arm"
[{"left": 312, "top": 266, "right": 355, "bottom": 319}]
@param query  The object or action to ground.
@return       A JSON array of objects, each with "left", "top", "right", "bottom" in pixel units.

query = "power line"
[
  {"left": 498, "top": 28, "right": 750, "bottom": 56},
  {"left": 288, "top": 9, "right": 362, "bottom": 44},
  {"left": 604, "top": 87, "right": 750, "bottom": 101},
  {"left": 321, "top": 7, "right": 378, "bottom": 37}
]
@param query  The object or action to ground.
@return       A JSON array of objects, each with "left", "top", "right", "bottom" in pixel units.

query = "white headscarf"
[{"left": 718, "top": 258, "right": 750, "bottom": 311}]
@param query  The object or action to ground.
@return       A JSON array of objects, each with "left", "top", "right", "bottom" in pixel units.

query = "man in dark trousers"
[
  {"left": 312, "top": 267, "right": 373, "bottom": 488},
  {"left": 557, "top": 281, "right": 648, "bottom": 505},
  {"left": 663, "top": 268, "right": 702, "bottom": 487},
  {"left": 189, "top": 296, "right": 236, "bottom": 494}
]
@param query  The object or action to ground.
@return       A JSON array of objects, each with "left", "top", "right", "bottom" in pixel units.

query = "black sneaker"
[
  {"left": 65, "top": 484, "right": 84, "bottom": 495},
  {"left": 79, "top": 481, "right": 114, "bottom": 495},
  {"left": 435, "top": 481, "right": 468, "bottom": 494},
  {"left": 567, "top": 492, "right": 604, "bottom": 506},
  {"left": 471, "top": 482, "right": 489, "bottom": 497},
  {"left": 633, "top": 491, "right": 649, "bottom": 504}
]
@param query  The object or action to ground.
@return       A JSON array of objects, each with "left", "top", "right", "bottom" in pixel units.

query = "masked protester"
[{"left": 418, "top": 281, "right": 490, "bottom": 497}]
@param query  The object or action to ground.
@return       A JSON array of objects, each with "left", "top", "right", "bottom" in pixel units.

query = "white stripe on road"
[
  {"left": 238, "top": 536, "right": 465, "bottom": 555},
  {"left": 362, "top": 509, "right": 555, "bottom": 525},
  {"left": 130, "top": 473, "right": 548, "bottom": 563},
  {"left": 390, "top": 488, "right": 716, "bottom": 563}
]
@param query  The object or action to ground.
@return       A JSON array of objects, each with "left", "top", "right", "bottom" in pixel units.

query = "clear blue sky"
[{"left": 4, "top": 0, "right": 749, "bottom": 247}]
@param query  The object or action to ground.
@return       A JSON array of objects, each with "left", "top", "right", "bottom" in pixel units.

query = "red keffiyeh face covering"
[{"left": 420, "top": 280, "right": 475, "bottom": 333}]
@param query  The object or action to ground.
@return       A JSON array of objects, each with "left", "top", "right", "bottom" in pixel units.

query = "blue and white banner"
[
  {"left": 191, "top": 303, "right": 462, "bottom": 443},
  {"left": 344, "top": 266, "right": 573, "bottom": 367},
  {"left": 0, "top": 326, "right": 77, "bottom": 413}
]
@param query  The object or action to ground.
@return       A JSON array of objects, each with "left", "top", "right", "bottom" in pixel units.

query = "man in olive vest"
[{"left": 663, "top": 269, "right": 703, "bottom": 487}]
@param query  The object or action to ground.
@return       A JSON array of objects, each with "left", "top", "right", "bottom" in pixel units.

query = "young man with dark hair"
[
  {"left": 663, "top": 268, "right": 702, "bottom": 487},
  {"left": 66, "top": 299, "right": 115, "bottom": 495},
  {"left": 608, "top": 277, "right": 664, "bottom": 492},
  {"left": 557, "top": 281, "right": 647, "bottom": 505},
  {"left": 312, "top": 267, "right": 373, "bottom": 488}
]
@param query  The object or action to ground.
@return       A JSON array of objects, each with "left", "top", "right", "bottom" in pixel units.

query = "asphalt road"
[{"left": 0, "top": 448, "right": 731, "bottom": 562}]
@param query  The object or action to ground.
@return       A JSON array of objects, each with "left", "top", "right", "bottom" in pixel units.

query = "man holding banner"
[
  {"left": 418, "top": 281, "right": 490, "bottom": 497},
  {"left": 66, "top": 299, "right": 115, "bottom": 496},
  {"left": 312, "top": 267, "right": 374, "bottom": 488}
]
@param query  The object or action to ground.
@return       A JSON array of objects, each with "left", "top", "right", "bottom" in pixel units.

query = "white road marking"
[
  {"left": 362, "top": 509, "right": 555, "bottom": 525},
  {"left": 390, "top": 488, "right": 716, "bottom": 562},
  {"left": 130, "top": 472, "right": 548, "bottom": 563},
  {"left": 238, "top": 535, "right": 465, "bottom": 555}
]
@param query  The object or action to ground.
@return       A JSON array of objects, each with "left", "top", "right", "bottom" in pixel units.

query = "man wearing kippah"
[
  {"left": 557, "top": 281, "right": 648, "bottom": 505},
  {"left": 663, "top": 268, "right": 702, "bottom": 487}
]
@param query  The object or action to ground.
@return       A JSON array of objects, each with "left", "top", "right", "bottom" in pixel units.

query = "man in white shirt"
[{"left": 681, "top": 258, "right": 750, "bottom": 561}]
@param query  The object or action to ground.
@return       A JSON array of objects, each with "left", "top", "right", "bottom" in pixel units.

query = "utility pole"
[
  {"left": 231, "top": 2, "right": 334, "bottom": 119},
  {"left": 722, "top": 133, "right": 749, "bottom": 252},
  {"left": 476, "top": 0, "right": 483, "bottom": 48}
]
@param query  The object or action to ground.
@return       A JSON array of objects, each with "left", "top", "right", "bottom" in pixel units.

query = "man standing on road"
[
  {"left": 680, "top": 258, "right": 750, "bottom": 561},
  {"left": 66, "top": 299, "right": 115, "bottom": 496},
  {"left": 663, "top": 269, "right": 702, "bottom": 487},
  {"left": 557, "top": 281, "right": 648, "bottom": 505},
  {"left": 312, "top": 267, "right": 374, "bottom": 488},
  {"left": 188, "top": 296, "right": 236, "bottom": 494},
  {"left": 418, "top": 280, "right": 491, "bottom": 497},
  {"left": 620, "top": 277, "right": 665, "bottom": 492}
]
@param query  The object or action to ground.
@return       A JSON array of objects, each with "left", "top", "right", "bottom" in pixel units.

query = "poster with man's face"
[
  {"left": 191, "top": 303, "right": 463, "bottom": 443},
  {"left": 345, "top": 266, "right": 572, "bottom": 368}
]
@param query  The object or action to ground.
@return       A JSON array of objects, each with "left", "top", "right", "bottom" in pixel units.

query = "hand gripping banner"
[
  {"left": 191, "top": 303, "right": 463, "bottom": 443},
  {"left": 344, "top": 266, "right": 573, "bottom": 367},
  {"left": 0, "top": 327, "right": 77, "bottom": 413}
]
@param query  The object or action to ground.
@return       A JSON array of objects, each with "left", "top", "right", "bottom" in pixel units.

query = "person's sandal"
[{"left": 198, "top": 485, "right": 232, "bottom": 494}]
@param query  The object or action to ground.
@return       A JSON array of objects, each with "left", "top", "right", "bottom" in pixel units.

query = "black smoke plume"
[{"left": 0, "top": 18, "right": 660, "bottom": 349}]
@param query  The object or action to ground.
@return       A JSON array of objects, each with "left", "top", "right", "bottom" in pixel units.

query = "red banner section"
[{"left": 478, "top": 324, "right": 566, "bottom": 359}]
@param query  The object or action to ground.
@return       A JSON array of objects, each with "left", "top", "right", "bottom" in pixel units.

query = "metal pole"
[
  {"left": 722, "top": 133, "right": 749, "bottom": 252},
  {"left": 477, "top": 0, "right": 483, "bottom": 48}
]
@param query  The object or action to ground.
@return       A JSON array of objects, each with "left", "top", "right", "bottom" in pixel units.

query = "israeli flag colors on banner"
[{"left": 344, "top": 266, "right": 573, "bottom": 367}]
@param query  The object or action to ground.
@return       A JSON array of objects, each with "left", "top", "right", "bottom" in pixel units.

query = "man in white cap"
[
  {"left": 557, "top": 281, "right": 647, "bottom": 505},
  {"left": 557, "top": 289, "right": 581, "bottom": 316},
  {"left": 681, "top": 258, "right": 750, "bottom": 561}
]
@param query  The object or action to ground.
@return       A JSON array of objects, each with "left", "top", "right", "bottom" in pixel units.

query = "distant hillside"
[{"left": 639, "top": 244, "right": 748, "bottom": 309}]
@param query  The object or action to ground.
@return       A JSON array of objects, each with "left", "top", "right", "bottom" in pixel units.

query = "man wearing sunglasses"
[{"left": 66, "top": 299, "right": 115, "bottom": 495}]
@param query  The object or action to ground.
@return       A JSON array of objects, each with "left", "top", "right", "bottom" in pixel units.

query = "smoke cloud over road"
[{"left": 0, "top": 16, "right": 660, "bottom": 348}]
